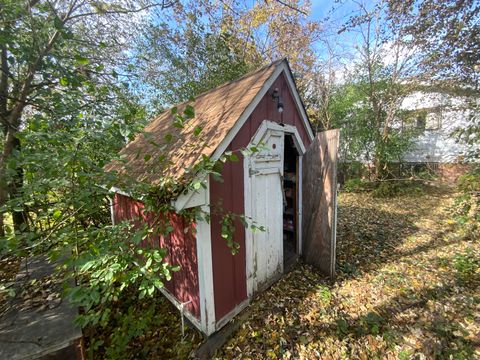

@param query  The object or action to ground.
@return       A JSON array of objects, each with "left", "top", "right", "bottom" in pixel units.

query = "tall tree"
[
  {"left": 387, "top": 0, "right": 480, "bottom": 90},
  {"left": 387, "top": 0, "right": 480, "bottom": 161},
  {"left": 328, "top": 0, "right": 419, "bottom": 178},
  {"left": 134, "top": 1, "right": 254, "bottom": 108},
  {"left": 224, "top": 0, "right": 322, "bottom": 94},
  {"left": 0, "top": 0, "right": 174, "bottom": 234},
  {"left": 133, "top": 0, "right": 323, "bottom": 110}
]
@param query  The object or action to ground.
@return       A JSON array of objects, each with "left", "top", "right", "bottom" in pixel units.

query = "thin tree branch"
[
  {"left": 8, "top": 0, "right": 78, "bottom": 128},
  {"left": 272, "top": 0, "right": 308, "bottom": 16},
  {"left": 65, "top": 1, "right": 176, "bottom": 22}
]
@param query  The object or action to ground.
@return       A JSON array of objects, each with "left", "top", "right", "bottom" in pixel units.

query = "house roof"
[{"left": 105, "top": 59, "right": 303, "bottom": 186}]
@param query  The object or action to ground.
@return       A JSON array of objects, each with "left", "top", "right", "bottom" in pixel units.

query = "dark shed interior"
[{"left": 283, "top": 134, "right": 299, "bottom": 267}]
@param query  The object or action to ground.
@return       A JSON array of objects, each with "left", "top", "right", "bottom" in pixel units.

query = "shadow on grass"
[
  {"left": 335, "top": 187, "right": 458, "bottom": 280},
  {"left": 336, "top": 203, "right": 418, "bottom": 278},
  {"left": 326, "top": 274, "right": 479, "bottom": 358},
  {"left": 217, "top": 187, "right": 478, "bottom": 358}
]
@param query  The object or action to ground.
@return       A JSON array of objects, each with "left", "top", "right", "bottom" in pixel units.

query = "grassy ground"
[{"left": 216, "top": 185, "right": 479, "bottom": 359}]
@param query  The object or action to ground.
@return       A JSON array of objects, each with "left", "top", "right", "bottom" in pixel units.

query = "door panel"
[
  {"left": 302, "top": 129, "right": 340, "bottom": 278},
  {"left": 248, "top": 128, "right": 284, "bottom": 293}
]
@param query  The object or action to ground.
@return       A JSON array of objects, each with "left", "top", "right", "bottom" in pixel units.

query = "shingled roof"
[{"left": 105, "top": 59, "right": 286, "bottom": 186}]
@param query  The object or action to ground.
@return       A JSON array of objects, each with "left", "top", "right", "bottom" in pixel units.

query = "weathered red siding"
[
  {"left": 113, "top": 193, "right": 200, "bottom": 318},
  {"left": 210, "top": 72, "right": 313, "bottom": 322}
]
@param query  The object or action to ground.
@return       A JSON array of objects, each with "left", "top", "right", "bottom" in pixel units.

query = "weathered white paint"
[
  {"left": 244, "top": 120, "right": 307, "bottom": 297},
  {"left": 282, "top": 124, "right": 307, "bottom": 154},
  {"left": 195, "top": 176, "right": 216, "bottom": 335},
  {"left": 109, "top": 196, "right": 115, "bottom": 226},
  {"left": 281, "top": 124, "right": 306, "bottom": 256},
  {"left": 297, "top": 155, "right": 303, "bottom": 255},
  {"left": 173, "top": 175, "right": 209, "bottom": 211},
  {"left": 247, "top": 122, "right": 284, "bottom": 295},
  {"left": 109, "top": 186, "right": 136, "bottom": 199}
]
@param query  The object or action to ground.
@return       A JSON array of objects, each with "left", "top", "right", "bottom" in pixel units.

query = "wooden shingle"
[{"left": 105, "top": 60, "right": 282, "bottom": 185}]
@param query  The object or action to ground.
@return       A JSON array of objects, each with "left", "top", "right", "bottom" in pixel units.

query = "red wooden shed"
[{"left": 105, "top": 59, "right": 339, "bottom": 336}]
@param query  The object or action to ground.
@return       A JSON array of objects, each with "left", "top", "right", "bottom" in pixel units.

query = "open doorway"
[{"left": 283, "top": 134, "right": 299, "bottom": 268}]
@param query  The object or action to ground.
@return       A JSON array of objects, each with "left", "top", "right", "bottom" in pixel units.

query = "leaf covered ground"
[
  {"left": 2, "top": 185, "right": 478, "bottom": 359},
  {"left": 216, "top": 185, "right": 479, "bottom": 359}
]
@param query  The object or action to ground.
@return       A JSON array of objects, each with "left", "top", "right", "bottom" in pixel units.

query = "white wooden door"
[{"left": 247, "top": 127, "right": 284, "bottom": 294}]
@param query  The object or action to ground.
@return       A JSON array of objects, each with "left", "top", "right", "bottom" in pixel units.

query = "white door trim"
[
  {"left": 297, "top": 155, "right": 303, "bottom": 255},
  {"left": 282, "top": 124, "right": 305, "bottom": 255}
]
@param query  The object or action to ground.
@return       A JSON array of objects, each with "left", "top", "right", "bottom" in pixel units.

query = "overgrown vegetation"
[{"left": 451, "top": 167, "right": 480, "bottom": 239}]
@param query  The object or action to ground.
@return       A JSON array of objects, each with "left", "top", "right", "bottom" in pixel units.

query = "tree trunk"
[
  {"left": 0, "top": 127, "right": 26, "bottom": 234},
  {"left": 9, "top": 135, "right": 27, "bottom": 232}
]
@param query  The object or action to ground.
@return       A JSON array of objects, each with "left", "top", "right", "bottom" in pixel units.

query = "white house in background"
[{"left": 400, "top": 90, "right": 476, "bottom": 164}]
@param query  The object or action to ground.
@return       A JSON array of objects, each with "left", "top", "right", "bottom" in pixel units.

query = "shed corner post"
[
  {"left": 195, "top": 178, "right": 216, "bottom": 336},
  {"left": 109, "top": 192, "right": 115, "bottom": 225}
]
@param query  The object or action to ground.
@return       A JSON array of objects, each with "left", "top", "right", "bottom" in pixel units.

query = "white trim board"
[
  {"left": 109, "top": 196, "right": 115, "bottom": 226},
  {"left": 109, "top": 186, "right": 137, "bottom": 199},
  {"left": 173, "top": 175, "right": 209, "bottom": 211},
  {"left": 297, "top": 155, "right": 303, "bottom": 255},
  {"left": 195, "top": 177, "right": 216, "bottom": 336}
]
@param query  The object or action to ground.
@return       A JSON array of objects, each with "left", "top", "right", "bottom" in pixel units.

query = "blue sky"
[
  {"left": 308, "top": 0, "right": 365, "bottom": 62},
  {"left": 310, "top": 0, "right": 359, "bottom": 22},
  {"left": 311, "top": 0, "right": 334, "bottom": 18}
]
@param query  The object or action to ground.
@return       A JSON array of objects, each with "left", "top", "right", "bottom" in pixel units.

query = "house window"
[
  {"left": 416, "top": 112, "right": 441, "bottom": 131},
  {"left": 425, "top": 112, "right": 441, "bottom": 130},
  {"left": 416, "top": 113, "right": 426, "bottom": 131}
]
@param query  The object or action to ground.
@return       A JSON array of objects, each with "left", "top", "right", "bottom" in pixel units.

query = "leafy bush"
[
  {"left": 372, "top": 180, "right": 424, "bottom": 198},
  {"left": 457, "top": 170, "right": 480, "bottom": 192},
  {"left": 451, "top": 167, "right": 479, "bottom": 238},
  {"left": 343, "top": 178, "right": 374, "bottom": 192},
  {"left": 343, "top": 177, "right": 425, "bottom": 197},
  {"left": 452, "top": 248, "right": 479, "bottom": 281},
  {"left": 343, "top": 178, "right": 364, "bottom": 192},
  {"left": 373, "top": 182, "right": 399, "bottom": 198}
]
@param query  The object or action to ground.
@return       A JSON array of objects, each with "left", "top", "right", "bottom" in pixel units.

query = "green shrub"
[
  {"left": 372, "top": 180, "right": 424, "bottom": 198},
  {"left": 343, "top": 178, "right": 375, "bottom": 192},
  {"left": 343, "top": 178, "right": 364, "bottom": 192},
  {"left": 457, "top": 170, "right": 480, "bottom": 193},
  {"left": 452, "top": 248, "right": 479, "bottom": 281},
  {"left": 373, "top": 182, "right": 399, "bottom": 197},
  {"left": 452, "top": 167, "right": 479, "bottom": 238}
]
